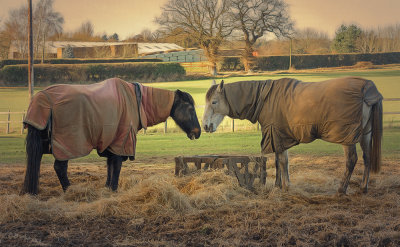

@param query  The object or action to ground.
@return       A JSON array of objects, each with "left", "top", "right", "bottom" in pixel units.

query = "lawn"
[
  {"left": 0, "top": 67, "right": 399, "bottom": 163},
  {"left": 0, "top": 68, "right": 399, "bottom": 246},
  {"left": 1, "top": 128, "right": 399, "bottom": 164}
]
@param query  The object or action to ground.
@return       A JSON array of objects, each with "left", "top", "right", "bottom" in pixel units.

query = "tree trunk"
[
  {"left": 202, "top": 43, "right": 220, "bottom": 76},
  {"left": 243, "top": 40, "right": 255, "bottom": 73},
  {"left": 41, "top": 33, "right": 46, "bottom": 63},
  {"left": 209, "top": 62, "right": 218, "bottom": 76}
]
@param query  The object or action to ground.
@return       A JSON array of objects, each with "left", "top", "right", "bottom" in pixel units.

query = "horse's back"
[
  {"left": 259, "top": 77, "right": 383, "bottom": 153},
  {"left": 24, "top": 78, "right": 140, "bottom": 160}
]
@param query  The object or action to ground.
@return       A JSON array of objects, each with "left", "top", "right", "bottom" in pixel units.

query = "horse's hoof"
[
  {"left": 62, "top": 185, "right": 70, "bottom": 192},
  {"left": 360, "top": 187, "right": 368, "bottom": 194},
  {"left": 337, "top": 187, "right": 347, "bottom": 196}
]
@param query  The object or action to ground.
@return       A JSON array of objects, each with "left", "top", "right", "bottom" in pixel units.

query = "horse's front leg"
[
  {"left": 109, "top": 155, "right": 123, "bottom": 191},
  {"left": 54, "top": 160, "right": 70, "bottom": 192},
  {"left": 338, "top": 144, "right": 358, "bottom": 195},
  {"left": 275, "top": 150, "right": 289, "bottom": 191}
]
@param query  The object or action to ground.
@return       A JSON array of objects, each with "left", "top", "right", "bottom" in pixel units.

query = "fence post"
[
  {"left": 232, "top": 119, "right": 235, "bottom": 132},
  {"left": 21, "top": 111, "right": 26, "bottom": 134},
  {"left": 257, "top": 123, "right": 260, "bottom": 131},
  {"left": 6, "top": 110, "right": 10, "bottom": 134},
  {"left": 164, "top": 119, "right": 168, "bottom": 133}
]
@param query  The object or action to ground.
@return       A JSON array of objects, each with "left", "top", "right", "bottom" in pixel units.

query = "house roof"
[{"left": 9, "top": 41, "right": 183, "bottom": 55}]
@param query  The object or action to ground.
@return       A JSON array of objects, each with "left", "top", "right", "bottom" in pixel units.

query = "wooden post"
[
  {"left": 257, "top": 122, "right": 260, "bottom": 131},
  {"left": 232, "top": 119, "right": 235, "bottom": 132},
  {"left": 28, "top": 0, "right": 34, "bottom": 102},
  {"left": 289, "top": 38, "right": 292, "bottom": 70},
  {"left": 6, "top": 110, "right": 10, "bottom": 134},
  {"left": 164, "top": 119, "right": 168, "bottom": 133},
  {"left": 21, "top": 111, "right": 26, "bottom": 134}
]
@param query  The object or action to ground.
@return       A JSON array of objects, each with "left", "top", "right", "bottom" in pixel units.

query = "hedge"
[
  {"left": 218, "top": 52, "right": 400, "bottom": 71},
  {"left": 0, "top": 58, "right": 162, "bottom": 69},
  {"left": 0, "top": 62, "right": 185, "bottom": 86}
]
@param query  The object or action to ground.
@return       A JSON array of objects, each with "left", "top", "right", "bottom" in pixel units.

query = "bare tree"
[
  {"left": 2, "top": 0, "right": 63, "bottom": 59},
  {"left": 156, "top": 0, "right": 233, "bottom": 75},
  {"left": 230, "top": 0, "right": 293, "bottom": 71},
  {"left": 376, "top": 24, "right": 400, "bottom": 52},
  {"left": 71, "top": 21, "right": 95, "bottom": 40},
  {"left": 3, "top": 5, "right": 28, "bottom": 58},
  {"left": 356, "top": 29, "right": 378, "bottom": 53},
  {"left": 34, "top": 0, "right": 64, "bottom": 62},
  {"left": 140, "top": 29, "right": 154, "bottom": 42},
  {"left": 293, "top": 28, "right": 330, "bottom": 54}
]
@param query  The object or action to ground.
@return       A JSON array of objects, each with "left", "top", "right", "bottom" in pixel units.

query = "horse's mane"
[{"left": 206, "top": 84, "right": 218, "bottom": 102}]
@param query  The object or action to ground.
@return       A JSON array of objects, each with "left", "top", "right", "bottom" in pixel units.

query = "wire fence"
[{"left": 1, "top": 99, "right": 399, "bottom": 135}]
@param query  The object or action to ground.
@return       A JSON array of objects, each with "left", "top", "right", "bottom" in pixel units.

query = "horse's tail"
[
  {"left": 22, "top": 125, "right": 44, "bottom": 195},
  {"left": 370, "top": 100, "right": 383, "bottom": 173}
]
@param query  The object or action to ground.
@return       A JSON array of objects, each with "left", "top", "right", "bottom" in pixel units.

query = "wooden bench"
[{"left": 174, "top": 155, "right": 267, "bottom": 190}]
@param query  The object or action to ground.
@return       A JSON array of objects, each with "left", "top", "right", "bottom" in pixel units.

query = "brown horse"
[
  {"left": 202, "top": 77, "right": 383, "bottom": 194},
  {"left": 22, "top": 78, "right": 201, "bottom": 195}
]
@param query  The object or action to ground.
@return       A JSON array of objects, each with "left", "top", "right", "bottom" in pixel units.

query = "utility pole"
[
  {"left": 289, "top": 38, "right": 292, "bottom": 70},
  {"left": 28, "top": 0, "right": 34, "bottom": 101}
]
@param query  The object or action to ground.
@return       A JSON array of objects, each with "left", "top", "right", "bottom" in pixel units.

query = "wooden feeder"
[{"left": 175, "top": 155, "right": 267, "bottom": 190}]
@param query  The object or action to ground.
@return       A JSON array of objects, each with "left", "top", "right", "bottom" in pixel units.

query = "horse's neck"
[
  {"left": 225, "top": 81, "right": 272, "bottom": 124},
  {"left": 141, "top": 85, "right": 174, "bottom": 127}
]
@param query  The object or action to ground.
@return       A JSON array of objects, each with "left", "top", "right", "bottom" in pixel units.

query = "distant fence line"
[{"left": 1, "top": 98, "right": 399, "bottom": 134}]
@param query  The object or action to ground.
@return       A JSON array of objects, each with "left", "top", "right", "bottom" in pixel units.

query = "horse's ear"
[
  {"left": 175, "top": 89, "right": 184, "bottom": 99},
  {"left": 175, "top": 89, "right": 192, "bottom": 103},
  {"left": 217, "top": 80, "right": 224, "bottom": 93}
]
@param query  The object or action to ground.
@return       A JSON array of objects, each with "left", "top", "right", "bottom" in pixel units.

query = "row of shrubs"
[
  {"left": 0, "top": 58, "right": 162, "bottom": 69},
  {"left": 0, "top": 62, "right": 185, "bottom": 86},
  {"left": 219, "top": 52, "right": 400, "bottom": 71}
]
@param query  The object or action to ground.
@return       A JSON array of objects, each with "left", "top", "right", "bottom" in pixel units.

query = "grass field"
[
  {"left": 0, "top": 68, "right": 399, "bottom": 246},
  {"left": 1, "top": 128, "right": 399, "bottom": 164},
  {"left": 1, "top": 66, "right": 400, "bottom": 134}
]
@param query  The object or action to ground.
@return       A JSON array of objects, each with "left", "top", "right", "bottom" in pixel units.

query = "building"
[{"left": 8, "top": 41, "right": 183, "bottom": 59}]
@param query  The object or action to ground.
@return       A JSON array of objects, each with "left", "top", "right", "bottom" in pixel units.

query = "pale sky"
[{"left": 1, "top": 0, "right": 400, "bottom": 40}]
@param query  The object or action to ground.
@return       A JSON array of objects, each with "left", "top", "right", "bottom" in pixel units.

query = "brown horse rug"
[
  {"left": 24, "top": 78, "right": 174, "bottom": 160},
  {"left": 223, "top": 77, "right": 383, "bottom": 153}
]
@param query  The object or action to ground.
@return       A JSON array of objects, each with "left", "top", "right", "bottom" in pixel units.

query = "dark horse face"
[{"left": 171, "top": 90, "right": 201, "bottom": 140}]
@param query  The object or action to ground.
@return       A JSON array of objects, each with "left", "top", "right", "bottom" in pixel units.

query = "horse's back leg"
[
  {"left": 275, "top": 150, "right": 289, "bottom": 191},
  {"left": 360, "top": 102, "right": 373, "bottom": 193},
  {"left": 105, "top": 158, "right": 113, "bottom": 188},
  {"left": 338, "top": 144, "right": 358, "bottom": 194},
  {"left": 54, "top": 160, "right": 70, "bottom": 192},
  {"left": 360, "top": 133, "right": 372, "bottom": 193}
]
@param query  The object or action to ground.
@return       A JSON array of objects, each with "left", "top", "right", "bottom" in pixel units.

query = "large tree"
[
  {"left": 34, "top": 0, "right": 64, "bottom": 61},
  {"left": 156, "top": 0, "right": 233, "bottom": 75},
  {"left": 2, "top": 6, "right": 28, "bottom": 58},
  {"left": 2, "top": 0, "right": 63, "bottom": 59},
  {"left": 332, "top": 24, "right": 362, "bottom": 53},
  {"left": 230, "top": 0, "right": 293, "bottom": 71}
]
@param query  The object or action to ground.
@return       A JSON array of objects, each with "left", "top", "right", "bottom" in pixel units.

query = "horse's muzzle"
[
  {"left": 203, "top": 123, "right": 214, "bottom": 133},
  {"left": 188, "top": 127, "right": 201, "bottom": 140}
]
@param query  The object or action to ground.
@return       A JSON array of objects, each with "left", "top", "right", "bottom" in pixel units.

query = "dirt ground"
[{"left": 0, "top": 155, "right": 399, "bottom": 246}]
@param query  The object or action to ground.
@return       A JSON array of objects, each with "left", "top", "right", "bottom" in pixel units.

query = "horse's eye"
[{"left": 212, "top": 101, "right": 217, "bottom": 105}]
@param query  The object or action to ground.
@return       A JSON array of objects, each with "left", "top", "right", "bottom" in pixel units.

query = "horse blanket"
[
  {"left": 223, "top": 77, "right": 383, "bottom": 154},
  {"left": 24, "top": 78, "right": 174, "bottom": 160}
]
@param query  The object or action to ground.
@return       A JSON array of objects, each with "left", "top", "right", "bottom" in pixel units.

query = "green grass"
[
  {"left": 1, "top": 128, "right": 399, "bottom": 164},
  {"left": 0, "top": 68, "right": 399, "bottom": 163},
  {"left": 1, "top": 68, "right": 400, "bottom": 132}
]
